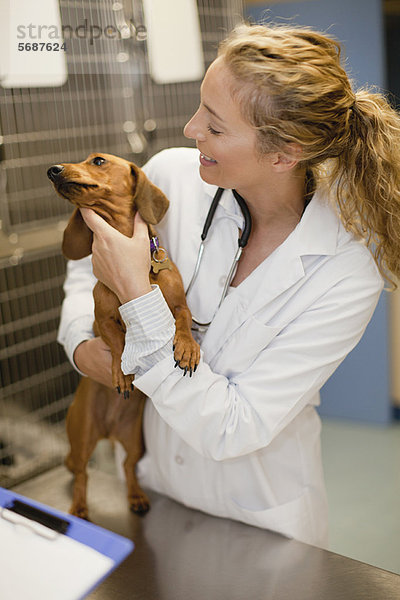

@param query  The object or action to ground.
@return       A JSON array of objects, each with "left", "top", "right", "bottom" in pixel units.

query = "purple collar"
[{"left": 150, "top": 236, "right": 159, "bottom": 253}]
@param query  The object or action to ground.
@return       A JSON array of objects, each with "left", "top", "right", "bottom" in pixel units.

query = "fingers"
[
  {"left": 134, "top": 211, "right": 149, "bottom": 238},
  {"left": 80, "top": 207, "right": 109, "bottom": 234},
  {"left": 73, "top": 337, "right": 113, "bottom": 387},
  {"left": 81, "top": 207, "right": 149, "bottom": 240}
]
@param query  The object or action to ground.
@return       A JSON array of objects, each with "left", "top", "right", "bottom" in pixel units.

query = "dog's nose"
[{"left": 47, "top": 165, "right": 64, "bottom": 181}]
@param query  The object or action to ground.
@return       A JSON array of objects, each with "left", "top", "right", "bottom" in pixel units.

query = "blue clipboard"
[{"left": 0, "top": 487, "right": 134, "bottom": 600}]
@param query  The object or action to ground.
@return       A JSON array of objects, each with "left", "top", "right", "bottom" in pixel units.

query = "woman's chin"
[{"left": 199, "top": 164, "right": 222, "bottom": 186}]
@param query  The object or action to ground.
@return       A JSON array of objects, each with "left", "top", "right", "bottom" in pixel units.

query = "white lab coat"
[{"left": 58, "top": 148, "right": 383, "bottom": 548}]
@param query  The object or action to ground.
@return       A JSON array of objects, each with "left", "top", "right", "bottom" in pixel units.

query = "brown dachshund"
[{"left": 48, "top": 152, "right": 200, "bottom": 519}]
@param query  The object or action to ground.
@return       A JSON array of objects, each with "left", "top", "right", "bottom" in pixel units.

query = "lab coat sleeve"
[
  {"left": 119, "top": 285, "right": 175, "bottom": 375},
  {"left": 132, "top": 256, "right": 383, "bottom": 461},
  {"left": 57, "top": 256, "right": 96, "bottom": 372}
]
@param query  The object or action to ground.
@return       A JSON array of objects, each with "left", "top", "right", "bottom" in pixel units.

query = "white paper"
[
  {"left": 143, "top": 0, "right": 204, "bottom": 84},
  {"left": 0, "top": 509, "right": 114, "bottom": 600},
  {"left": 0, "top": 0, "right": 67, "bottom": 88}
]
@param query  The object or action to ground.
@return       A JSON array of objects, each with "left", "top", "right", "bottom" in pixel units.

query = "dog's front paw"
[
  {"left": 173, "top": 333, "right": 200, "bottom": 377},
  {"left": 113, "top": 369, "right": 135, "bottom": 398}
]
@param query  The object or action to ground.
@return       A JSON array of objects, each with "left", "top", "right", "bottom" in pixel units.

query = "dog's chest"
[{"left": 101, "top": 390, "right": 143, "bottom": 437}]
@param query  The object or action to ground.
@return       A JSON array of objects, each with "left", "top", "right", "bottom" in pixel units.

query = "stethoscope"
[{"left": 186, "top": 187, "right": 252, "bottom": 330}]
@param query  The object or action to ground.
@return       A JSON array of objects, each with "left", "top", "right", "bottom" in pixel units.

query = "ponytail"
[{"left": 330, "top": 90, "right": 400, "bottom": 286}]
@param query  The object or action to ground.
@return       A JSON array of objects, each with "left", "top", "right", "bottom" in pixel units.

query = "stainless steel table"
[{"left": 13, "top": 466, "right": 400, "bottom": 600}]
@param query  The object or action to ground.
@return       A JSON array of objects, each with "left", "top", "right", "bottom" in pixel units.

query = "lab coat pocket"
[
  {"left": 215, "top": 318, "right": 281, "bottom": 375},
  {"left": 231, "top": 492, "right": 312, "bottom": 543}
]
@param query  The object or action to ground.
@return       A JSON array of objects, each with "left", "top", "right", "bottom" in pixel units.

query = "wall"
[{"left": 246, "top": 0, "right": 392, "bottom": 423}]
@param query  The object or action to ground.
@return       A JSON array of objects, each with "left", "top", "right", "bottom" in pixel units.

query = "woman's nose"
[{"left": 184, "top": 111, "right": 206, "bottom": 142}]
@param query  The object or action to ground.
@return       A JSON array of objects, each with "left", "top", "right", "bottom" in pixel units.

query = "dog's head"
[
  {"left": 48, "top": 153, "right": 169, "bottom": 259},
  {"left": 48, "top": 152, "right": 169, "bottom": 224}
]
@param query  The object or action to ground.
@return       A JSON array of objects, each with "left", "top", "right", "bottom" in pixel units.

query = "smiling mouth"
[{"left": 200, "top": 152, "right": 217, "bottom": 164}]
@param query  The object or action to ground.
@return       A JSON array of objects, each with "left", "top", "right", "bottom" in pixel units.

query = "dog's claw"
[
  {"left": 114, "top": 372, "right": 135, "bottom": 397},
  {"left": 173, "top": 335, "right": 200, "bottom": 378}
]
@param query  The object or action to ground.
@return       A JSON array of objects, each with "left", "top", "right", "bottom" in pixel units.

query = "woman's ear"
[
  {"left": 62, "top": 208, "right": 93, "bottom": 259},
  {"left": 130, "top": 163, "right": 169, "bottom": 224},
  {"left": 271, "top": 143, "right": 302, "bottom": 172}
]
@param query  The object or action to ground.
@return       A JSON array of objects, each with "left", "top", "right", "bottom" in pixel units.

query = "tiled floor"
[{"left": 321, "top": 418, "right": 400, "bottom": 575}]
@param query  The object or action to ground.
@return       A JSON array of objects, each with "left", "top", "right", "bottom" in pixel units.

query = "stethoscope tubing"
[
  {"left": 186, "top": 187, "right": 252, "bottom": 329},
  {"left": 185, "top": 240, "right": 205, "bottom": 298},
  {"left": 232, "top": 189, "right": 252, "bottom": 248}
]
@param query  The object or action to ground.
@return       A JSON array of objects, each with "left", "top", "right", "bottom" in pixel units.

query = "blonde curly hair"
[{"left": 218, "top": 23, "right": 400, "bottom": 286}]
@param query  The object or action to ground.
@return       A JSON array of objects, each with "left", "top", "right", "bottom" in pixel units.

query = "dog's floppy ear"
[
  {"left": 130, "top": 163, "right": 169, "bottom": 224},
  {"left": 62, "top": 208, "right": 93, "bottom": 260}
]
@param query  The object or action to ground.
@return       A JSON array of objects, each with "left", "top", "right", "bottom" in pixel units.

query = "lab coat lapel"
[
  {"left": 201, "top": 192, "right": 339, "bottom": 365},
  {"left": 201, "top": 247, "right": 305, "bottom": 364}
]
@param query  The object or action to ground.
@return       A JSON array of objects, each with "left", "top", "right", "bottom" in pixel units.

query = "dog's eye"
[{"left": 92, "top": 156, "right": 106, "bottom": 166}]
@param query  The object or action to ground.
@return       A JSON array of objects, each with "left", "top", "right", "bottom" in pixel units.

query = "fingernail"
[
  {"left": 116, "top": 386, "right": 121, "bottom": 394},
  {"left": 194, "top": 364, "right": 198, "bottom": 372},
  {"left": 183, "top": 367, "right": 187, "bottom": 376},
  {"left": 190, "top": 368, "right": 193, "bottom": 377},
  {"left": 174, "top": 360, "right": 179, "bottom": 368}
]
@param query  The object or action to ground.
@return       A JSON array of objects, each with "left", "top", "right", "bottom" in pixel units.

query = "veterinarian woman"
[{"left": 58, "top": 23, "right": 400, "bottom": 547}]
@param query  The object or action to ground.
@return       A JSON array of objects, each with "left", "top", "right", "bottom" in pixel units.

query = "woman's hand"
[
  {"left": 73, "top": 337, "right": 113, "bottom": 388},
  {"left": 80, "top": 208, "right": 152, "bottom": 304}
]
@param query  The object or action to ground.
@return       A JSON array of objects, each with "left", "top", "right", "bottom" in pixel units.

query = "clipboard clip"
[{"left": 0, "top": 499, "right": 70, "bottom": 541}]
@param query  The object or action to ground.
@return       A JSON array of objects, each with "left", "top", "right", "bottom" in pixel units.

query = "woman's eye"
[
  {"left": 207, "top": 125, "right": 222, "bottom": 135},
  {"left": 92, "top": 156, "right": 106, "bottom": 166}
]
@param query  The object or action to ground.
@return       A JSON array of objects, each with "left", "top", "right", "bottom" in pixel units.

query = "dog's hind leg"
[{"left": 65, "top": 378, "right": 104, "bottom": 520}]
